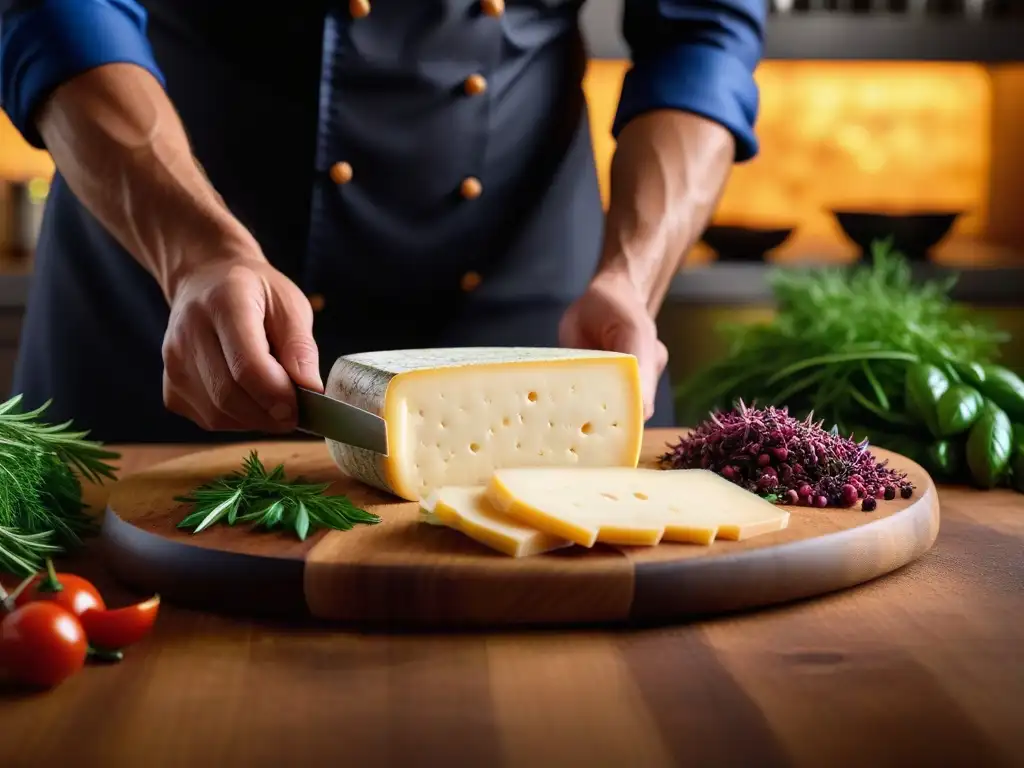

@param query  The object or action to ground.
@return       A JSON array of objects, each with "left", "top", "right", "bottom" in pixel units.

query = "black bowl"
[
  {"left": 700, "top": 225, "right": 796, "bottom": 262},
  {"left": 832, "top": 210, "right": 963, "bottom": 261}
]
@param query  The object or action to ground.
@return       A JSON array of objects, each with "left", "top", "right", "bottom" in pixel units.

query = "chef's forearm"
[
  {"left": 598, "top": 110, "right": 734, "bottom": 314},
  {"left": 36, "top": 63, "right": 260, "bottom": 302}
]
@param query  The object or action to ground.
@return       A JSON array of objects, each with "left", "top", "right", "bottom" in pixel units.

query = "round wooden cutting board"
[{"left": 101, "top": 429, "right": 940, "bottom": 628}]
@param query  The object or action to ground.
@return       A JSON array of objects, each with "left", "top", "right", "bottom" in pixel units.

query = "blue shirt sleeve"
[
  {"left": 0, "top": 0, "right": 165, "bottom": 148},
  {"left": 614, "top": 0, "right": 766, "bottom": 162}
]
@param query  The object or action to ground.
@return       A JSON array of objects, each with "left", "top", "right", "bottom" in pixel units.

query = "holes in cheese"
[
  {"left": 420, "top": 487, "right": 573, "bottom": 558},
  {"left": 324, "top": 348, "right": 644, "bottom": 501},
  {"left": 486, "top": 467, "right": 790, "bottom": 548}
]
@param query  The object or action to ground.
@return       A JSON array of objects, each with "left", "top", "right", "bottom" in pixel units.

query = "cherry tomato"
[
  {"left": 15, "top": 560, "right": 105, "bottom": 618},
  {"left": 0, "top": 602, "right": 88, "bottom": 688},
  {"left": 79, "top": 595, "right": 160, "bottom": 650}
]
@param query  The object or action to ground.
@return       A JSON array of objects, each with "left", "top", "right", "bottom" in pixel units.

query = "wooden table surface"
[{"left": 1, "top": 444, "right": 1022, "bottom": 768}]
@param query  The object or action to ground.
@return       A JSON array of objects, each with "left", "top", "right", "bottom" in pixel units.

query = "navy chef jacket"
[{"left": 0, "top": 0, "right": 764, "bottom": 443}]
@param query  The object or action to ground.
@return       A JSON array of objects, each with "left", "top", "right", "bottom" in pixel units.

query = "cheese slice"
[
  {"left": 486, "top": 467, "right": 790, "bottom": 548},
  {"left": 420, "top": 486, "right": 573, "bottom": 558},
  {"left": 324, "top": 348, "right": 644, "bottom": 501}
]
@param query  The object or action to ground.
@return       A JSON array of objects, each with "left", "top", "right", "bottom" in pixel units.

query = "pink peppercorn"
[{"left": 840, "top": 484, "right": 859, "bottom": 507}]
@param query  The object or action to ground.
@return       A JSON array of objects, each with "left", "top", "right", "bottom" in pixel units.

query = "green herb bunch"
[
  {"left": 676, "top": 240, "right": 1007, "bottom": 432},
  {"left": 176, "top": 450, "right": 381, "bottom": 540},
  {"left": 0, "top": 395, "right": 120, "bottom": 575},
  {"left": 673, "top": 240, "right": 1024, "bottom": 489}
]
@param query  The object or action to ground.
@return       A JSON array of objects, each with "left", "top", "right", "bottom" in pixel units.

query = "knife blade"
[{"left": 294, "top": 387, "right": 389, "bottom": 456}]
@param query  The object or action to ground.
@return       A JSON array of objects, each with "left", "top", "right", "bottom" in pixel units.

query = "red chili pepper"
[
  {"left": 15, "top": 558, "right": 106, "bottom": 618},
  {"left": 79, "top": 595, "right": 161, "bottom": 650}
]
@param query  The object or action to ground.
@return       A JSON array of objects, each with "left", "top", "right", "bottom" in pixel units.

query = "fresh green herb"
[
  {"left": 673, "top": 239, "right": 1019, "bottom": 490},
  {"left": 975, "top": 364, "right": 1024, "bottom": 422},
  {"left": 965, "top": 402, "right": 1013, "bottom": 489},
  {"left": 934, "top": 384, "right": 984, "bottom": 438},
  {"left": 925, "top": 439, "right": 965, "bottom": 482},
  {"left": 175, "top": 451, "right": 380, "bottom": 540},
  {"left": 1010, "top": 448, "right": 1024, "bottom": 494},
  {"left": 0, "top": 395, "right": 120, "bottom": 576},
  {"left": 904, "top": 362, "right": 951, "bottom": 434},
  {"left": 676, "top": 240, "right": 1006, "bottom": 430},
  {"left": 955, "top": 361, "right": 987, "bottom": 388}
]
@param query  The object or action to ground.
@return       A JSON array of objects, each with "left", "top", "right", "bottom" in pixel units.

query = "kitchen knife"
[{"left": 294, "top": 387, "right": 389, "bottom": 456}]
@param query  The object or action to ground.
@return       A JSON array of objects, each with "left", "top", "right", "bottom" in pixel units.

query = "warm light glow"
[
  {"left": 0, "top": 111, "right": 54, "bottom": 180},
  {"left": 0, "top": 61, "right": 997, "bottom": 255},
  {"left": 585, "top": 60, "right": 993, "bottom": 254}
]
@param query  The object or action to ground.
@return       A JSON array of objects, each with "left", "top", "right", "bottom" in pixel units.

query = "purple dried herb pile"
[{"left": 659, "top": 401, "right": 915, "bottom": 512}]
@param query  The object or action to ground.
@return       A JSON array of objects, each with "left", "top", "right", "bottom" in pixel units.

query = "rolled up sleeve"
[
  {"left": 613, "top": 0, "right": 766, "bottom": 162},
  {"left": 0, "top": 0, "right": 165, "bottom": 148}
]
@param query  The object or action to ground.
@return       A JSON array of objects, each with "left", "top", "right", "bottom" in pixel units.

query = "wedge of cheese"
[
  {"left": 486, "top": 467, "right": 790, "bottom": 548},
  {"left": 324, "top": 348, "right": 644, "bottom": 501},
  {"left": 420, "top": 486, "right": 573, "bottom": 558}
]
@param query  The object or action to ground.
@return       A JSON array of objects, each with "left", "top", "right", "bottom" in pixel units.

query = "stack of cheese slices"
[
  {"left": 420, "top": 467, "right": 791, "bottom": 557},
  {"left": 324, "top": 347, "right": 789, "bottom": 558}
]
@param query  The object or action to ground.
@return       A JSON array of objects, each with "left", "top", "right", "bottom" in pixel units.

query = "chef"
[{"left": 0, "top": 0, "right": 764, "bottom": 443}]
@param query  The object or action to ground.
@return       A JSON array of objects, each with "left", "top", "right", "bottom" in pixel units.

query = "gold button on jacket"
[
  {"left": 460, "top": 177, "right": 482, "bottom": 200},
  {"left": 464, "top": 74, "right": 487, "bottom": 96},
  {"left": 329, "top": 161, "right": 353, "bottom": 185},
  {"left": 460, "top": 271, "right": 482, "bottom": 292},
  {"left": 480, "top": 0, "right": 504, "bottom": 17}
]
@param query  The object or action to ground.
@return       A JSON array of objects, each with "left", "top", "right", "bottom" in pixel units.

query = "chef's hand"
[
  {"left": 161, "top": 248, "right": 323, "bottom": 433},
  {"left": 31, "top": 64, "right": 320, "bottom": 434},
  {"left": 559, "top": 268, "right": 668, "bottom": 421}
]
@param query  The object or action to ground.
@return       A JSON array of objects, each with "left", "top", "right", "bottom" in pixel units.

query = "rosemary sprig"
[
  {"left": 175, "top": 451, "right": 381, "bottom": 541},
  {"left": 0, "top": 394, "right": 120, "bottom": 575},
  {"left": 0, "top": 395, "right": 120, "bottom": 484}
]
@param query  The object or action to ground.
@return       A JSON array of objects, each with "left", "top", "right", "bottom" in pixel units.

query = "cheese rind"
[
  {"left": 420, "top": 486, "right": 573, "bottom": 558},
  {"left": 486, "top": 468, "right": 789, "bottom": 548},
  {"left": 325, "top": 348, "right": 644, "bottom": 501}
]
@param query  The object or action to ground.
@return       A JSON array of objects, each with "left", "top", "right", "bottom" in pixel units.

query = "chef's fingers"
[
  {"left": 162, "top": 327, "right": 240, "bottom": 431},
  {"left": 209, "top": 280, "right": 301, "bottom": 430},
  {"left": 264, "top": 288, "right": 323, "bottom": 393},
  {"left": 191, "top": 321, "right": 287, "bottom": 432},
  {"left": 557, "top": 309, "right": 585, "bottom": 349},
  {"left": 163, "top": 371, "right": 247, "bottom": 433},
  {"left": 612, "top": 319, "right": 665, "bottom": 421}
]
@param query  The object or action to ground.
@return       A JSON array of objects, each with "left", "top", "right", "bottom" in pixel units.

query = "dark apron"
[{"left": 12, "top": 0, "right": 675, "bottom": 443}]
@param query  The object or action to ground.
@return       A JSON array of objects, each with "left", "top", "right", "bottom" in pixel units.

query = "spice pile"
[{"left": 659, "top": 402, "right": 914, "bottom": 512}]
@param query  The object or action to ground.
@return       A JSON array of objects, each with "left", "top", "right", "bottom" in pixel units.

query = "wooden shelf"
[
  {"left": 582, "top": 7, "right": 1024, "bottom": 63},
  {"left": 762, "top": 16, "right": 1024, "bottom": 62},
  {"left": 669, "top": 238, "right": 1024, "bottom": 307}
]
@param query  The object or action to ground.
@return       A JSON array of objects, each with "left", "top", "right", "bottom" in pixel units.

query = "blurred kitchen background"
[{"left": 1, "top": 0, "right": 1023, "bottom": 396}]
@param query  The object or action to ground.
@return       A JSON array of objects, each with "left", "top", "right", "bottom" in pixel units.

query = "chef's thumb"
[
  {"left": 613, "top": 321, "right": 660, "bottom": 421},
  {"left": 266, "top": 308, "right": 323, "bottom": 393}
]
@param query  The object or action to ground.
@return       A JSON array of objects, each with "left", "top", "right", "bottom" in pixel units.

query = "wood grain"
[
  {"left": 0, "top": 443, "right": 1021, "bottom": 768},
  {"left": 101, "top": 430, "right": 939, "bottom": 628}
]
